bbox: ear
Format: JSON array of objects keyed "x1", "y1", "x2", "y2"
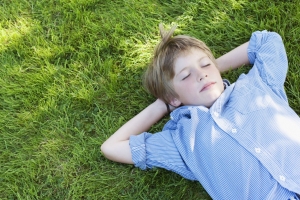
[{"x1": 169, "y1": 97, "x2": 182, "y2": 107}]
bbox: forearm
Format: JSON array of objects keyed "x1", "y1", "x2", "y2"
[
  {"x1": 216, "y1": 42, "x2": 250, "y2": 73},
  {"x1": 101, "y1": 99, "x2": 168, "y2": 163},
  {"x1": 105, "y1": 99, "x2": 167, "y2": 143}
]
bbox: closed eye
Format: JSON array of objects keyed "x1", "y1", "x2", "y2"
[
  {"x1": 182, "y1": 74, "x2": 190, "y2": 80},
  {"x1": 202, "y1": 63, "x2": 210, "y2": 68}
]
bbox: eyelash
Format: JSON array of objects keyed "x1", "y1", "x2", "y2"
[
  {"x1": 202, "y1": 63, "x2": 210, "y2": 67},
  {"x1": 182, "y1": 74, "x2": 190, "y2": 80},
  {"x1": 181, "y1": 63, "x2": 210, "y2": 80}
]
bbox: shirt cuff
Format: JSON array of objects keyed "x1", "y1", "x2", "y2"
[
  {"x1": 129, "y1": 133, "x2": 152, "y2": 170},
  {"x1": 247, "y1": 30, "x2": 267, "y2": 64}
]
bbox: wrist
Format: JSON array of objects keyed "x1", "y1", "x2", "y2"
[
  {"x1": 165, "y1": 103, "x2": 171, "y2": 114},
  {"x1": 152, "y1": 99, "x2": 169, "y2": 115}
]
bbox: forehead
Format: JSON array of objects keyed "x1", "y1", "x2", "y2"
[
  {"x1": 173, "y1": 48, "x2": 208, "y2": 71},
  {"x1": 178, "y1": 47, "x2": 207, "y2": 58}
]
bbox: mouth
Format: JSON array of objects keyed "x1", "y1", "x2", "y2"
[{"x1": 200, "y1": 82, "x2": 216, "y2": 92}]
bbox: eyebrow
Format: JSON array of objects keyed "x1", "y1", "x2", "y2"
[{"x1": 176, "y1": 56, "x2": 208, "y2": 77}]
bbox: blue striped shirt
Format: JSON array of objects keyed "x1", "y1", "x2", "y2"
[{"x1": 129, "y1": 31, "x2": 300, "y2": 199}]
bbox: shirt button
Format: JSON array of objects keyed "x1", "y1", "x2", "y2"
[
  {"x1": 214, "y1": 112, "x2": 219, "y2": 117},
  {"x1": 255, "y1": 148, "x2": 261, "y2": 153},
  {"x1": 279, "y1": 175, "x2": 286, "y2": 182},
  {"x1": 231, "y1": 129, "x2": 237, "y2": 133}
]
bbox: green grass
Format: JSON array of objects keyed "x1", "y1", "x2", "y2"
[{"x1": 1, "y1": 0, "x2": 300, "y2": 199}]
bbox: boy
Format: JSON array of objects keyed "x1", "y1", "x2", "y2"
[{"x1": 101, "y1": 25, "x2": 300, "y2": 199}]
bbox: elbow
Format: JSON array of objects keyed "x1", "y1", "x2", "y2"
[
  {"x1": 100, "y1": 141, "x2": 118, "y2": 161},
  {"x1": 100, "y1": 141, "x2": 109, "y2": 159},
  {"x1": 100, "y1": 140, "x2": 133, "y2": 164}
]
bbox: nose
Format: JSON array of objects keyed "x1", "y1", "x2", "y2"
[
  {"x1": 196, "y1": 67, "x2": 208, "y2": 81},
  {"x1": 199, "y1": 74, "x2": 208, "y2": 81}
]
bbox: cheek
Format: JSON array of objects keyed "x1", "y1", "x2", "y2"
[
  {"x1": 176, "y1": 85, "x2": 186, "y2": 95},
  {"x1": 181, "y1": 82, "x2": 194, "y2": 94},
  {"x1": 173, "y1": 82, "x2": 182, "y2": 94},
  {"x1": 174, "y1": 82, "x2": 189, "y2": 95}
]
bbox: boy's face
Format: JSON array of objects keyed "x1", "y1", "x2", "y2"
[{"x1": 172, "y1": 48, "x2": 224, "y2": 108}]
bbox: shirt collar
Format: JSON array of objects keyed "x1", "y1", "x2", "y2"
[
  {"x1": 170, "y1": 79, "x2": 234, "y2": 121},
  {"x1": 210, "y1": 80, "x2": 235, "y2": 114}
]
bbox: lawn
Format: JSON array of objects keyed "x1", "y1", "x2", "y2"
[{"x1": 1, "y1": 0, "x2": 300, "y2": 199}]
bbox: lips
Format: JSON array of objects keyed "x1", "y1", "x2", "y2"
[{"x1": 200, "y1": 82, "x2": 216, "y2": 92}]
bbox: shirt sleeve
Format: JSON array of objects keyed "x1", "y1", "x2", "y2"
[
  {"x1": 247, "y1": 30, "x2": 288, "y2": 100},
  {"x1": 129, "y1": 131, "x2": 197, "y2": 181}
]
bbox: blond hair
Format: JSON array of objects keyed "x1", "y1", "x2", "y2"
[{"x1": 144, "y1": 24, "x2": 217, "y2": 103}]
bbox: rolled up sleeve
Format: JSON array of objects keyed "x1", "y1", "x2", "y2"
[
  {"x1": 247, "y1": 30, "x2": 288, "y2": 101},
  {"x1": 129, "y1": 131, "x2": 197, "y2": 180},
  {"x1": 129, "y1": 133, "x2": 152, "y2": 170}
]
